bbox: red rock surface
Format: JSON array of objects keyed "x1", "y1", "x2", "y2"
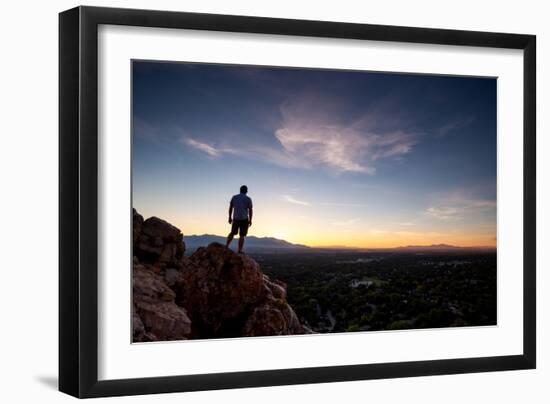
[
  {"x1": 132, "y1": 209, "x2": 309, "y2": 342},
  {"x1": 133, "y1": 264, "x2": 192, "y2": 341}
]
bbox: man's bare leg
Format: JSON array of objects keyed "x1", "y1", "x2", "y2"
[
  {"x1": 226, "y1": 233, "x2": 234, "y2": 248},
  {"x1": 238, "y1": 236, "x2": 245, "y2": 253}
]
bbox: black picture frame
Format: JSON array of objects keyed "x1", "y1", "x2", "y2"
[{"x1": 59, "y1": 5, "x2": 536, "y2": 398}]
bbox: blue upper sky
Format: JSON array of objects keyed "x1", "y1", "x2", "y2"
[{"x1": 132, "y1": 61, "x2": 496, "y2": 248}]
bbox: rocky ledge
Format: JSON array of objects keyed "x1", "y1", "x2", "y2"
[{"x1": 132, "y1": 209, "x2": 310, "y2": 342}]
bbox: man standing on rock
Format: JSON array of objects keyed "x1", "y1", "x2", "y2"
[{"x1": 226, "y1": 185, "x2": 253, "y2": 254}]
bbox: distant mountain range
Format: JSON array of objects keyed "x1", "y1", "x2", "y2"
[
  {"x1": 184, "y1": 236, "x2": 494, "y2": 254},
  {"x1": 318, "y1": 244, "x2": 495, "y2": 253},
  {"x1": 391, "y1": 244, "x2": 495, "y2": 253},
  {"x1": 184, "y1": 234, "x2": 310, "y2": 253}
]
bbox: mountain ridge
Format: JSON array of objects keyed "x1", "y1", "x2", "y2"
[
  {"x1": 185, "y1": 234, "x2": 495, "y2": 253},
  {"x1": 184, "y1": 234, "x2": 310, "y2": 252},
  {"x1": 392, "y1": 243, "x2": 495, "y2": 251}
]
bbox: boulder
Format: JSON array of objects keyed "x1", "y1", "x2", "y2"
[
  {"x1": 133, "y1": 264, "x2": 176, "y2": 302},
  {"x1": 264, "y1": 277, "x2": 287, "y2": 300},
  {"x1": 132, "y1": 304, "x2": 146, "y2": 341},
  {"x1": 241, "y1": 297, "x2": 304, "y2": 336},
  {"x1": 141, "y1": 216, "x2": 182, "y2": 242},
  {"x1": 180, "y1": 243, "x2": 266, "y2": 336},
  {"x1": 133, "y1": 264, "x2": 191, "y2": 341},
  {"x1": 134, "y1": 300, "x2": 191, "y2": 342},
  {"x1": 241, "y1": 276, "x2": 305, "y2": 336},
  {"x1": 133, "y1": 208, "x2": 143, "y2": 246},
  {"x1": 133, "y1": 211, "x2": 185, "y2": 266}
]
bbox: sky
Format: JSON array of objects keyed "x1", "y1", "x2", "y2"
[{"x1": 132, "y1": 61, "x2": 497, "y2": 248}]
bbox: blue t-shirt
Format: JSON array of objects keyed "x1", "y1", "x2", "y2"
[{"x1": 231, "y1": 193, "x2": 252, "y2": 221}]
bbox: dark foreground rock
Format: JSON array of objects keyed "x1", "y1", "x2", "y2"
[
  {"x1": 132, "y1": 209, "x2": 309, "y2": 342},
  {"x1": 133, "y1": 209, "x2": 185, "y2": 268},
  {"x1": 133, "y1": 263, "x2": 192, "y2": 341}
]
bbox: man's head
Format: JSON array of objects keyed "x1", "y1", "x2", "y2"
[{"x1": 240, "y1": 185, "x2": 248, "y2": 194}]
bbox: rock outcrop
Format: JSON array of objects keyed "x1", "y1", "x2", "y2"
[
  {"x1": 134, "y1": 211, "x2": 185, "y2": 268},
  {"x1": 132, "y1": 209, "x2": 309, "y2": 342},
  {"x1": 133, "y1": 263, "x2": 192, "y2": 341}
]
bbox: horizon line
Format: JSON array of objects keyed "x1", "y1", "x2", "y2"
[{"x1": 183, "y1": 234, "x2": 496, "y2": 250}]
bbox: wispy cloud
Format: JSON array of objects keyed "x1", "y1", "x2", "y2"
[
  {"x1": 393, "y1": 230, "x2": 444, "y2": 238},
  {"x1": 179, "y1": 93, "x2": 418, "y2": 176},
  {"x1": 183, "y1": 138, "x2": 222, "y2": 157},
  {"x1": 282, "y1": 194, "x2": 311, "y2": 206},
  {"x1": 425, "y1": 199, "x2": 496, "y2": 221},
  {"x1": 369, "y1": 228, "x2": 445, "y2": 238},
  {"x1": 181, "y1": 135, "x2": 307, "y2": 170},
  {"x1": 466, "y1": 200, "x2": 497, "y2": 209},
  {"x1": 274, "y1": 95, "x2": 417, "y2": 174},
  {"x1": 436, "y1": 116, "x2": 475, "y2": 137},
  {"x1": 321, "y1": 202, "x2": 368, "y2": 208},
  {"x1": 425, "y1": 206, "x2": 461, "y2": 221},
  {"x1": 280, "y1": 195, "x2": 367, "y2": 209},
  {"x1": 332, "y1": 218, "x2": 360, "y2": 227}
]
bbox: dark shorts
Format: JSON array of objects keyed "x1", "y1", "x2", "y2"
[{"x1": 231, "y1": 219, "x2": 249, "y2": 236}]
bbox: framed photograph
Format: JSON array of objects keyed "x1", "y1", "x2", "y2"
[{"x1": 59, "y1": 6, "x2": 536, "y2": 398}]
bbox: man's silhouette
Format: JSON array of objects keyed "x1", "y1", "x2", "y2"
[{"x1": 226, "y1": 185, "x2": 253, "y2": 254}]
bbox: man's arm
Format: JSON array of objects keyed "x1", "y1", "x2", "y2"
[
  {"x1": 228, "y1": 199, "x2": 234, "y2": 224},
  {"x1": 248, "y1": 207, "x2": 253, "y2": 226}
]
